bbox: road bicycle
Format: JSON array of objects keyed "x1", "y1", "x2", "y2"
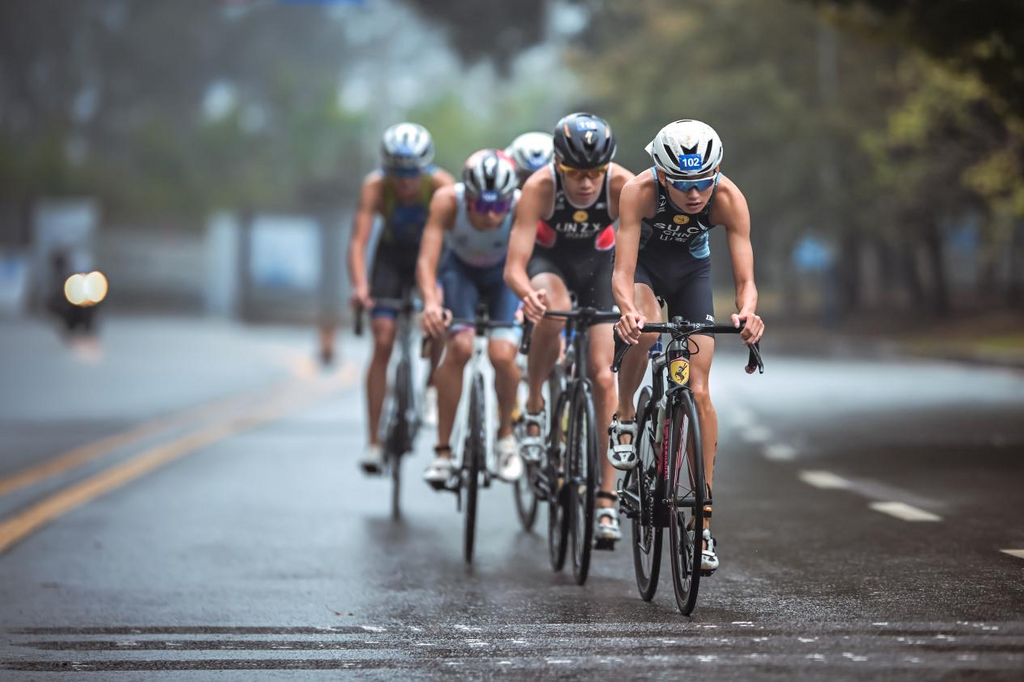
[
  {"x1": 612, "y1": 317, "x2": 762, "y2": 615},
  {"x1": 520, "y1": 306, "x2": 620, "y2": 586},
  {"x1": 355, "y1": 292, "x2": 423, "y2": 519},
  {"x1": 438, "y1": 304, "x2": 520, "y2": 564}
]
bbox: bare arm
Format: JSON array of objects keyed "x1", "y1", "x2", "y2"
[
  {"x1": 503, "y1": 172, "x2": 552, "y2": 322},
  {"x1": 613, "y1": 176, "x2": 655, "y2": 344},
  {"x1": 417, "y1": 188, "x2": 457, "y2": 337},
  {"x1": 715, "y1": 177, "x2": 764, "y2": 344},
  {"x1": 607, "y1": 163, "x2": 637, "y2": 220},
  {"x1": 430, "y1": 167, "x2": 456, "y2": 190},
  {"x1": 346, "y1": 173, "x2": 382, "y2": 309}
]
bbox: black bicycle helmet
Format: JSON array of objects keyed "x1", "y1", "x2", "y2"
[{"x1": 552, "y1": 112, "x2": 616, "y2": 169}]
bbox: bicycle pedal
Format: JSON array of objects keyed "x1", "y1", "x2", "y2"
[
  {"x1": 701, "y1": 569, "x2": 716, "y2": 577},
  {"x1": 593, "y1": 538, "x2": 617, "y2": 551}
]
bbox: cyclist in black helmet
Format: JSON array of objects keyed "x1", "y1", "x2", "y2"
[{"x1": 504, "y1": 112, "x2": 635, "y2": 546}]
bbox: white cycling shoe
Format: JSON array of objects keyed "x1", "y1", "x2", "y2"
[
  {"x1": 595, "y1": 506, "x2": 622, "y2": 545},
  {"x1": 701, "y1": 529, "x2": 719, "y2": 573},
  {"x1": 423, "y1": 455, "x2": 453, "y2": 489},
  {"x1": 359, "y1": 444, "x2": 383, "y2": 475},
  {"x1": 495, "y1": 435, "x2": 523, "y2": 482}
]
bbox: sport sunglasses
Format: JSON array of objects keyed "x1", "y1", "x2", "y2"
[
  {"x1": 556, "y1": 162, "x2": 609, "y2": 181},
  {"x1": 666, "y1": 172, "x2": 719, "y2": 193},
  {"x1": 469, "y1": 196, "x2": 513, "y2": 214},
  {"x1": 386, "y1": 166, "x2": 423, "y2": 178}
]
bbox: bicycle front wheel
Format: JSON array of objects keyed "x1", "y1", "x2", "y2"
[
  {"x1": 668, "y1": 391, "x2": 704, "y2": 616},
  {"x1": 547, "y1": 388, "x2": 571, "y2": 572},
  {"x1": 629, "y1": 387, "x2": 662, "y2": 601},
  {"x1": 569, "y1": 384, "x2": 597, "y2": 586},
  {"x1": 463, "y1": 372, "x2": 485, "y2": 564}
]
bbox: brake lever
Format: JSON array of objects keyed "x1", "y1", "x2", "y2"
[{"x1": 745, "y1": 342, "x2": 764, "y2": 375}]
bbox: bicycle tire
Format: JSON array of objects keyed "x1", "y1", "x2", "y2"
[
  {"x1": 630, "y1": 387, "x2": 663, "y2": 601},
  {"x1": 569, "y1": 383, "x2": 597, "y2": 586},
  {"x1": 513, "y1": 475, "x2": 538, "y2": 531},
  {"x1": 668, "y1": 391, "x2": 704, "y2": 616},
  {"x1": 389, "y1": 356, "x2": 414, "y2": 519},
  {"x1": 463, "y1": 372, "x2": 484, "y2": 564},
  {"x1": 547, "y1": 387, "x2": 571, "y2": 572}
]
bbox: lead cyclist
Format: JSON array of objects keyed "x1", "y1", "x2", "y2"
[{"x1": 611, "y1": 119, "x2": 765, "y2": 573}]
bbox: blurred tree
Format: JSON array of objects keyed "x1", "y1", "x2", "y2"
[
  {"x1": 405, "y1": 0, "x2": 546, "y2": 73},
  {"x1": 813, "y1": 0, "x2": 1024, "y2": 117}
]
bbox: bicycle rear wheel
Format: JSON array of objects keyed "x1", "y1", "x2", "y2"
[
  {"x1": 547, "y1": 388, "x2": 571, "y2": 572},
  {"x1": 463, "y1": 373, "x2": 485, "y2": 564},
  {"x1": 668, "y1": 391, "x2": 704, "y2": 616},
  {"x1": 569, "y1": 385, "x2": 597, "y2": 586},
  {"x1": 629, "y1": 387, "x2": 662, "y2": 601}
]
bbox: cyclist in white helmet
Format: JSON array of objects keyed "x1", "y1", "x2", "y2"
[
  {"x1": 610, "y1": 119, "x2": 765, "y2": 573},
  {"x1": 348, "y1": 122, "x2": 455, "y2": 474},
  {"x1": 506, "y1": 131, "x2": 554, "y2": 189},
  {"x1": 417, "y1": 149, "x2": 523, "y2": 486}
]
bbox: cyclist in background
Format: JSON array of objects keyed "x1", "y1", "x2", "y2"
[
  {"x1": 506, "y1": 131, "x2": 554, "y2": 189},
  {"x1": 610, "y1": 119, "x2": 765, "y2": 573},
  {"x1": 417, "y1": 150, "x2": 523, "y2": 487},
  {"x1": 504, "y1": 112, "x2": 635, "y2": 545},
  {"x1": 347, "y1": 122, "x2": 455, "y2": 474}
]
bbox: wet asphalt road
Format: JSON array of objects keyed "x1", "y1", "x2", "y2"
[{"x1": 1, "y1": 317, "x2": 1023, "y2": 680}]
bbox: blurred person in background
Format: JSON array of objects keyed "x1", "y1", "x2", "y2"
[
  {"x1": 505, "y1": 131, "x2": 554, "y2": 189},
  {"x1": 417, "y1": 149, "x2": 523, "y2": 487},
  {"x1": 348, "y1": 123, "x2": 455, "y2": 474},
  {"x1": 504, "y1": 112, "x2": 635, "y2": 546},
  {"x1": 611, "y1": 119, "x2": 765, "y2": 573}
]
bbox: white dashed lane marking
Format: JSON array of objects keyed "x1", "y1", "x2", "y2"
[
  {"x1": 798, "y1": 470, "x2": 850, "y2": 489},
  {"x1": 868, "y1": 501, "x2": 941, "y2": 522},
  {"x1": 741, "y1": 425, "x2": 773, "y2": 443},
  {"x1": 1000, "y1": 549, "x2": 1024, "y2": 560},
  {"x1": 763, "y1": 443, "x2": 797, "y2": 461}
]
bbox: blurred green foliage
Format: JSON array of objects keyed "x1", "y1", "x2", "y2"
[
  {"x1": 2, "y1": 0, "x2": 1022, "y2": 314},
  {"x1": 571, "y1": 0, "x2": 1024, "y2": 314}
]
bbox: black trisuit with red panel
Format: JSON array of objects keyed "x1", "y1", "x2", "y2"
[{"x1": 526, "y1": 164, "x2": 616, "y2": 310}]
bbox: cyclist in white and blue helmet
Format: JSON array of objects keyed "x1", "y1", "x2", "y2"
[{"x1": 348, "y1": 122, "x2": 455, "y2": 474}]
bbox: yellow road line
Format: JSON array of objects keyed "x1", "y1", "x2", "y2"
[
  {"x1": 0, "y1": 369, "x2": 353, "y2": 555},
  {"x1": 0, "y1": 379, "x2": 292, "y2": 498}
]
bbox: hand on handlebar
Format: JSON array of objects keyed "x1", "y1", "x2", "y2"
[
  {"x1": 731, "y1": 310, "x2": 764, "y2": 346},
  {"x1": 350, "y1": 284, "x2": 374, "y2": 312},
  {"x1": 521, "y1": 288, "x2": 548, "y2": 324},
  {"x1": 615, "y1": 310, "x2": 647, "y2": 346},
  {"x1": 421, "y1": 303, "x2": 451, "y2": 338}
]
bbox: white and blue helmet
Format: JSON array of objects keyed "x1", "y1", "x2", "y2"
[
  {"x1": 381, "y1": 122, "x2": 435, "y2": 171},
  {"x1": 505, "y1": 131, "x2": 554, "y2": 176},
  {"x1": 645, "y1": 119, "x2": 723, "y2": 179}
]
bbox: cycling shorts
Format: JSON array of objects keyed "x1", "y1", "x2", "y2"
[
  {"x1": 369, "y1": 245, "x2": 418, "y2": 319},
  {"x1": 633, "y1": 255, "x2": 715, "y2": 335},
  {"x1": 526, "y1": 247, "x2": 615, "y2": 311},
  {"x1": 440, "y1": 254, "x2": 520, "y2": 346}
]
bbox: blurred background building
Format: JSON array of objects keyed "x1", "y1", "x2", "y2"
[{"x1": 1, "y1": 0, "x2": 1022, "y2": 335}]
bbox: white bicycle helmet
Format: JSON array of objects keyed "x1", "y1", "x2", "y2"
[
  {"x1": 644, "y1": 119, "x2": 723, "y2": 179},
  {"x1": 462, "y1": 149, "x2": 518, "y2": 200},
  {"x1": 381, "y1": 122, "x2": 435, "y2": 171},
  {"x1": 505, "y1": 131, "x2": 554, "y2": 175}
]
